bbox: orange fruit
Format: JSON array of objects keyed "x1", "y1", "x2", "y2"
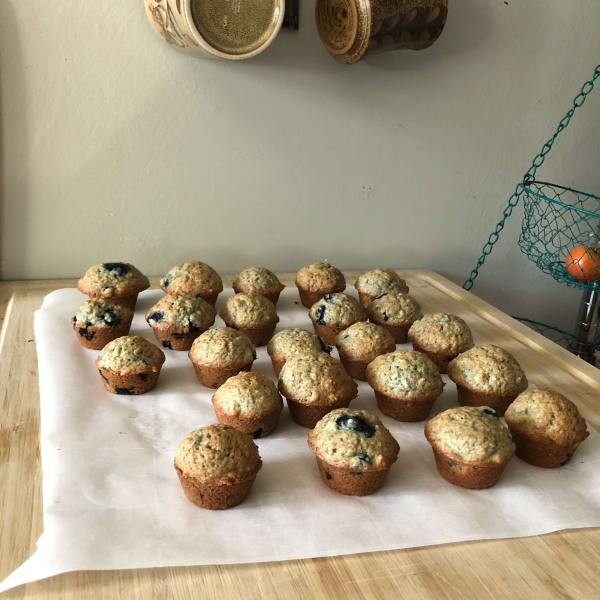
[{"x1": 565, "y1": 244, "x2": 600, "y2": 282}]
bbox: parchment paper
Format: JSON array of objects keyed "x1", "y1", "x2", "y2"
[{"x1": 2, "y1": 288, "x2": 600, "y2": 592}]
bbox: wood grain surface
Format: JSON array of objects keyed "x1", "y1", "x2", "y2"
[{"x1": 0, "y1": 271, "x2": 598, "y2": 600}]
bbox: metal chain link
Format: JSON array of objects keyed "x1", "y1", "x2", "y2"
[{"x1": 463, "y1": 64, "x2": 600, "y2": 290}]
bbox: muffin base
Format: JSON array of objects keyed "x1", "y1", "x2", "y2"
[
  {"x1": 339, "y1": 355, "x2": 371, "y2": 381},
  {"x1": 297, "y1": 288, "x2": 324, "y2": 309},
  {"x1": 271, "y1": 356, "x2": 286, "y2": 377},
  {"x1": 376, "y1": 322, "x2": 411, "y2": 344},
  {"x1": 150, "y1": 324, "x2": 206, "y2": 351},
  {"x1": 411, "y1": 341, "x2": 456, "y2": 374},
  {"x1": 315, "y1": 457, "x2": 391, "y2": 496},
  {"x1": 431, "y1": 448, "x2": 509, "y2": 489},
  {"x1": 312, "y1": 322, "x2": 349, "y2": 346},
  {"x1": 199, "y1": 293, "x2": 219, "y2": 307},
  {"x1": 357, "y1": 291, "x2": 377, "y2": 308},
  {"x1": 191, "y1": 362, "x2": 253, "y2": 388},
  {"x1": 374, "y1": 390, "x2": 439, "y2": 422},
  {"x1": 212, "y1": 403, "x2": 283, "y2": 438},
  {"x1": 97, "y1": 365, "x2": 161, "y2": 395},
  {"x1": 109, "y1": 294, "x2": 139, "y2": 311},
  {"x1": 234, "y1": 324, "x2": 277, "y2": 347},
  {"x1": 174, "y1": 464, "x2": 260, "y2": 510},
  {"x1": 73, "y1": 318, "x2": 133, "y2": 350},
  {"x1": 286, "y1": 396, "x2": 354, "y2": 429},
  {"x1": 456, "y1": 385, "x2": 518, "y2": 417},
  {"x1": 509, "y1": 430, "x2": 588, "y2": 468}
]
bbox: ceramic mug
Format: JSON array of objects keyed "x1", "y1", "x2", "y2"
[
  {"x1": 315, "y1": 0, "x2": 448, "y2": 64},
  {"x1": 144, "y1": 0, "x2": 285, "y2": 60}
]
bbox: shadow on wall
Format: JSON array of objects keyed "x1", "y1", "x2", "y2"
[{"x1": 0, "y1": 2, "x2": 29, "y2": 280}]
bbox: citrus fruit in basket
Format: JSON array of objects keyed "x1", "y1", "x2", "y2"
[{"x1": 565, "y1": 244, "x2": 600, "y2": 282}]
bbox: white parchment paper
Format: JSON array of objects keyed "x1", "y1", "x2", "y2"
[{"x1": 2, "y1": 287, "x2": 600, "y2": 592}]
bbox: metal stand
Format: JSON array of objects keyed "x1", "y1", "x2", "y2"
[{"x1": 571, "y1": 289, "x2": 600, "y2": 362}]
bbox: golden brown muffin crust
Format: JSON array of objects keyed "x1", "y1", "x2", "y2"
[
  {"x1": 233, "y1": 267, "x2": 285, "y2": 294},
  {"x1": 355, "y1": 269, "x2": 409, "y2": 296},
  {"x1": 367, "y1": 292, "x2": 423, "y2": 326},
  {"x1": 220, "y1": 293, "x2": 280, "y2": 329},
  {"x1": 96, "y1": 336, "x2": 165, "y2": 374},
  {"x1": 189, "y1": 327, "x2": 256, "y2": 368},
  {"x1": 309, "y1": 293, "x2": 367, "y2": 328},
  {"x1": 73, "y1": 298, "x2": 132, "y2": 328},
  {"x1": 295, "y1": 262, "x2": 346, "y2": 294},
  {"x1": 161, "y1": 261, "x2": 223, "y2": 296},
  {"x1": 408, "y1": 313, "x2": 474, "y2": 355},
  {"x1": 267, "y1": 328, "x2": 329, "y2": 361},
  {"x1": 78, "y1": 263, "x2": 150, "y2": 298},
  {"x1": 212, "y1": 372, "x2": 282, "y2": 417},
  {"x1": 335, "y1": 322, "x2": 396, "y2": 362},
  {"x1": 145, "y1": 292, "x2": 216, "y2": 332}
]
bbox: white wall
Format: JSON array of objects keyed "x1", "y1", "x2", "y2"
[{"x1": 1, "y1": 0, "x2": 599, "y2": 332}]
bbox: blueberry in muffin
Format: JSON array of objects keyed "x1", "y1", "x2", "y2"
[
  {"x1": 72, "y1": 298, "x2": 133, "y2": 350},
  {"x1": 308, "y1": 292, "x2": 367, "y2": 345},
  {"x1": 367, "y1": 292, "x2": 423, "y2": 343}
]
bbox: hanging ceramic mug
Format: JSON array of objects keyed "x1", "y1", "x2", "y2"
[
  {"x1": 315, "y1": 0, "x2": 448, "y2": 64},
  {"x1": 144, "y1": 0, "x2": 285, "y2": 59}
]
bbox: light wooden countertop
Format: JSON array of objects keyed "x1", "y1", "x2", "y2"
[{"x1": 1, "y1": 271, "x2": 599, "y2": 599}]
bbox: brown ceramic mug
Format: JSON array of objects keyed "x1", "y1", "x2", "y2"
[{"x1": 315, "y1": 0, "x2": 448, "y2": 64}]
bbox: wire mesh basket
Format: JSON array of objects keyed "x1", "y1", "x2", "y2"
[{"x1": 519, "y1": 180, "x2": 600, "y2": 290}]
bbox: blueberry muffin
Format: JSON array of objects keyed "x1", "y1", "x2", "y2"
[
  {"x1": 355, "y1": 269, "x2": 409, "y2": 307},
  {"x1": 267, "y1": 328, "x2": 330, "y2": 376},
  {"x1": 425, "y1": 406, "x2": 516, "y2": 489},
  {"x1": 408, "y1": 313, "x2": 474, "y2": 373},
  {"x1": 308, "y1": 293, "x2": 367, "y2": 345},
  {"x1": 367, "y1": 292, "x2": 423, "y2": 343},
  {"x1": 174, "y1": 424, "x2": 262, "y2": 510},
  {"x1": 160, "y1": 261, "x2": 223, "y2": 306},
  {"x1": 232, "y1": 267, "x2": 285, "y2": 306},
  {"x1": 308, "y1": 409, "x2": 400, "y2": 496},
  {"x1": 447, "y1": 344, "x2": 528, "y2": 416},
  {"x1": 504, "y1": 388, "x2": 589, "y2": 468},
  {"x1": 145, "y1": 292, "x2": 216, "y2": 351},
  {"x1": 78, "y1": 263, "x2": 150, "y2": 310},
  {"x1": 219, "y1": 293, "x2": 280, "y2": 347},
  {"x1": 295, "y1": 262, "x2": 346, "y2": 308},
  {"x1": 278, "y1": 353, "x2": 358, "y2": 428},
  {"x1": 188, "y1": 327, "x2": 256, "y2": 388},
  {"x1": 212, "y1": 372, "x2": 284, "y2": 438},
  {"x1": 366, "y1": 350, "x2": 444, "y2": 421},
  {"x1": 72, "y1": 298, "x2": 133, "y2": 350},
  {"x1": 96, "y1": 335, "x2": 165, "y2": 395},
  {"x1": 335, "y1": 322, "x2": 396, "y2": 381}
]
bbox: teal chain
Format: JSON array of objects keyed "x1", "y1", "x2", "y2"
[{"x1": 463, "y1": 64, "x2": 600, "y2": 291}]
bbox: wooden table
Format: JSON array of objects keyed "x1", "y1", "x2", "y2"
[{"x1": 1, "y1": 271, "x2": 599, "y2": 599}]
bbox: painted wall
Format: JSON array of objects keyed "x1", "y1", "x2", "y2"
[{"x1": 1, "y1": 0, "x2": 599, "y2": 332}]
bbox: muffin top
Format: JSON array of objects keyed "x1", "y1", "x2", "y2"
[
  {"x1": 295, "y1": 262, "x2": 346, "y2": 294},
  {"x1": 145, "y1": 292, "x2": 216, "y2": 332},
  {"x1": 278, "y1": 353, "x2": 358, "y2": 406},
  {"x1": 309, "y1": 293, "x2": 367, "y2": 328},
  {"x1": 189, "y1": 327, "x2": 256, "y2": 368},
  {"x1": 233, "y1": 267, "x2": 285, "y2": 294},
  {"x1": 212, "y1": 372, "x2": 283, "y2": 417},
  {"x1": 335, "y1": 322, "x2": 396, "y2": 362},
  {"x1": 367, "y1": 292, "x2": 423, "y2": 326},
  {"x1": 447, "y1": 344, "x2": 528, "y2": 396},
  {"x1": 175, "y1": 424, "x2": 261, "y2": 481},
  {"x1": 73, "y1": 298, "x2": 132, "y2": 328},
  {"x1": 408, "y1": 313, "x2": 474, "y2": 355},
  {"x1": 267, "y1": 328, "x2": 330, "y2": 361},
  {"x1": 220, "y1": 293, "x2": 280, "y2": 329},
  {"x1": 308, "y1": 409, "x2": 400, "y2": 470},
  {"x1": 160, "y1": 261, "x2": 223, "y2": 296},
  {"x1": 366, "y1": 350, "x2": 443, "y2": 400},
  {"x1": 504, "y1": 388, "x2": 589, "y2": 447},
  {"x1": 78, "y1": 263, "x2": 150, "y2": 298},
  {"x1": 96, "y1": 336, "x2": 165, "y2": 374},
  {"x1": 425, "y1": 406, "x2": 516, "y2": 464},
  {"x1": 355, "y1": 269, "x2": 409, "y2": 297}
]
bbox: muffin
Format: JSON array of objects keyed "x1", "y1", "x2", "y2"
[
  {"x1": 174, "y1": 424, "x2": 262, "y2": 510},
  {"x1": 145, "y1": 292, "x2": 216, "y2": 351},
  {"x1": 408, "y1": 313, "x2": 474, "y2": 373},
  {"x1": 160, "y1": 261, "x2": 223, "y2": 306},
  {"x1": 278, "y1": 353, "x2": 358, "y2": 428},
  {"x1": 188, "y1": 327, "x2": 256, "y2": 388},
  {"x1": 504, "y1": 388, "x2": 589, "y2": 468},
  {"x1": 219, "y1": 293, "x2": 280, "y2": 347},
  {"x1": 367, "y1": 292, "x2": 423, "y2": 343},
  {"x1": 335, "y1": 322, "x2": 396, "y2": 381},
  {"x1": 232, "y1": 267, "x2": 285, "y2": 306},
  {"x1": 424, "y1": 406, "x2": 516, "y2": 489},
  {"x1": 366, "y1": 350, "x2": 444, "y2": 421},
  {"x1": 267, "y1": 328, "x2": 331, "y2": 376},
  {"x1": 72, "y1": 298, "x2": 133, "y2": 350},
  {"x1": 212, "y1": 372, "x2": 284, "y2": 438},
  {"x1": 308, "y1": 409, "x2": 400, "y2": 496},
  {"x1": 355, "y1": 269, "x2": 409, "y2": 307},
  {"x1": 447, "y1": 344, "x2": 528, "y2": 416},
  {"x1": 96, "y1": 336, "x2": 165, "y2": 395},
  {"x1": 308, "y1": 293, "x2": 367, "y2": 345},
  {"x1": 295, "y1": 262, "x2": 346, "y2": 308},
  {"x1": 78, "y1": 263, "x2": 150, "y2": 310}
]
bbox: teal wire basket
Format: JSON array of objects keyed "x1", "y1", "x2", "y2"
[{"x1": 519, "y1": 179, "x2": 600, "y2": 290}]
